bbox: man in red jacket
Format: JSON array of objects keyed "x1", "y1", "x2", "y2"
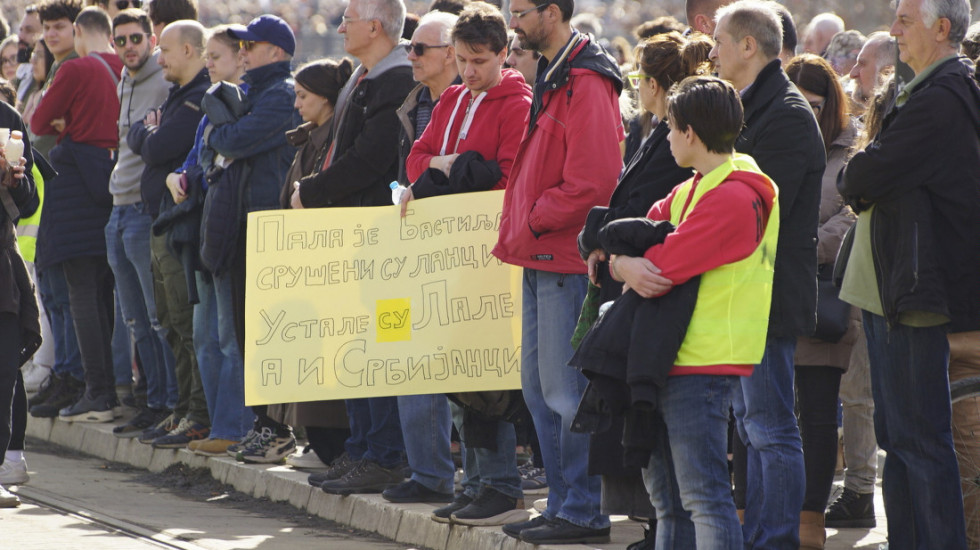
[
  {"x1": 31, "y1": 5, "x2": 124, "y2": 423},
  {"x1": 494, "y1": 0, "x2": 623, "y2": 544}
]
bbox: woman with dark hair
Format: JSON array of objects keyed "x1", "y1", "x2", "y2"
[
  {"x1": 577, "y1": 31, "x2": 709, "y2": 549},
  {"x1": 784, "y1": 53, "x2": 859, "y2": 550},
  {"x1": 20, "y1": 39, "x2": 55, "y2": 157},
  {"x1": 265, "y1": 57, "x2": 356, "y2": 469}
]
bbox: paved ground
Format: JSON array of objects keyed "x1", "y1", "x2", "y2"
[{"x1": 16, "y1": 413, "x2": 889, "y2": 549}]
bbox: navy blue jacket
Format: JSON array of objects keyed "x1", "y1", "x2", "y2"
[
  {"x1": 129, "y1": 67, "x2": 210, "y2": 218},
  {"x1": 207, "y1": 61, "x2": 299, "y2": 213}
]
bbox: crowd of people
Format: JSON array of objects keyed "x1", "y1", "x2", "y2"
[{"x1": 0, "y1": 0, "x2": 978, "y2": 549}]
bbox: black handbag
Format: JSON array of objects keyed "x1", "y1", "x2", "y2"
[{"x1": 814, "y1": 262, "x2": 850, "y2": 343}]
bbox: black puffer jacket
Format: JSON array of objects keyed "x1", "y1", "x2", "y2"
[
  {"x1": 737, "y1": 60, "x2": 826, "y2": 339},
  {"x1": 841, "y1": 56, "x2": 980, "y2": 332}
]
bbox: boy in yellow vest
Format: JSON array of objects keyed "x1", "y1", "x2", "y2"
[{"x1": 610, "y1": 75, "x2": 779, "y2": 548}]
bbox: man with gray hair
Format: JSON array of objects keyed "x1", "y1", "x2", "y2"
[
  {"x1": 802, "y1": 12, "x2": 845, "y2": 56},
  {"x1": 685, "y1": 0, "x2": 731, "y2": 36},
  {"x1": 710, "y1": 1, "x2": 825, "y2": 548},
  {"x1": 294, "y1": 0, "x2": 416, "y2": 495},
  {"x1": 824, "y1": 29, "x2": 865, "y2": 75},
  {"x1": 848, "y1": 31, "x2": 897, "y2": 108},
  {"x1": 840, "y1": 0, "x2": 980, "y2": 547}
]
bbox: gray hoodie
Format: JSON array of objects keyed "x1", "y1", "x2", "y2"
[{"x1": 109, "y1": 49, "x2": 169, "y2": 205}]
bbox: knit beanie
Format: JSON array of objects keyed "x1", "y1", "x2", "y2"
[{"x1": 294, "y1": 57, "x2": 355, "y2": 106}]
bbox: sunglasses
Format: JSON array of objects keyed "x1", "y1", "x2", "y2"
[
  {"x1": 510, "y1": 3, "x2": 550, "y2": 19},
  {"x1": 403, "y1": 42, "x2": 450, "y2": 56},
  {"x1": 240, "y1": 40, "x2": 269, "y2": 51},
  {"x1": 625, "y1": 70, "x2": 653, "y2": 89},
  {"x1": 115, "y1": 0, "x2": 143, "y2": 10},
  {"x1": 113, "y1": 33, "x2": 148, "y2": 47}
]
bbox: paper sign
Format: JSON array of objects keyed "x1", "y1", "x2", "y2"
[{"x1": 243, "y1": 190, "x2": 523, "y2": 405}]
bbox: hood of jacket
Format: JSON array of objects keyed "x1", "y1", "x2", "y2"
[
  {"x1": 914, "y1": 56, "x2": 980, "y2": 132},
  {"x1": 529, "y1": 32, "x2": 623, "y2": 130}
]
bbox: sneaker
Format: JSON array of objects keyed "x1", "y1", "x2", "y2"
[
  {"x1": 112, "y1": 407, "x2": 171, "y2": 438},
  {"x1": 59, "y1": 393, "x2": 115, "y2": 423},
  {"x1": 138, "y1": 412, "x2": 176, "y2": 444},
  {"x1": 152, "y1": 419, "x2": 211, "y2": 449},
  {"x1": 451, "y1": 486, "x2": 530, "y2": 526},
  {"x1": 432, "y1": 492, "x2": 473, "y2": 523},
  {"x1": 29, "y1": 375, "x2": 84, "y2": 417},
  {"x1": 22, "y1": 362, "x2": 52, "y2": 393},
  {"x1": 519, "y1": 464, "x2": 548, "y2": 495},
  {"x1": 237, "y1": 427, "x2": 296, "y2": 464},
  {"x1": 0, "y1": 456, "x2": 29, "y2": 485},
  {"x1": 825, "y1": 488, "x2": 876, "y2": 528},
  {"x1": 286, "y1": 448, "x2": 329, "y2": 470},
  {"x1": 382, "y1": 479, "x2": 453, "y2": 503},
  {"x1": 189, "y1": 438, "x2": 238, "y2": 456},
  {"x1": 28, "y1": 372, "x2": 59, "y2": 408},
  {"x1": 320, "y1": 459, "x2": 405, "y2": 495},
  {"x1": 532, "y1": 497, "x2": 547, "y2": 513},
  {"x1": 0, "y1": 484, "x2": 19, "y2": 508},
  {"x1": 226, "y1": 428, "x2": 259, "y2": 458},
  {"x1": 502, "y1": 514, "x2": 550, "y2": 539},
  {"x1": 519, "y1": 517, "x2": 611, "y2": 545},
  {"x1": 308, "y1": 452, "x2": 355, "y2": 487}
]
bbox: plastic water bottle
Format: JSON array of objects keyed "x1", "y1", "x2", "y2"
[
  {"x1": 390, "y1": 181, "x2": 407, "y2": 205},
  {"x1": 5, "y1": 131, "x2": 24, "y2": 167}
]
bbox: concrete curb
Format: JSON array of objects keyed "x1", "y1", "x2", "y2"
[{"x1": 26, "y1": 416, "x2": 636, "y2": 549}]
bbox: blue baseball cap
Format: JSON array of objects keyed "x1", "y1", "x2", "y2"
[{"x1": 229, "y1": 15, "x2": 296, "y2": 56}]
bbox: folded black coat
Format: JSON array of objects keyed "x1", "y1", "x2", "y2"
[
  {"x1": 410, "y1": 150, "x2": 501, "y2": 199},
  {"x1": 569, "y1": 217, "x2": 700, "y2": 468}
]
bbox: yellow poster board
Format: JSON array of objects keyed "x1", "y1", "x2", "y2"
[{"x1": 243, "y1": 190, "x2": 523, "y2": 406}]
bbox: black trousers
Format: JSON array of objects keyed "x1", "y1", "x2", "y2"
[
  {"x1": 796, "y1": 365, "x2": 843, "y2": 512},
  {"x1": 0, "y1": 313, "x2": 22, "y2": 465},
  {"x1": 63, "y1": 255, "x2": 115, "y2": 399}
]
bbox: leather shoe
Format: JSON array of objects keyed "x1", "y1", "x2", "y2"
[
  {"x1": 502, "y1": 515, "x2": 550, "y2": 539},
  {"x1": 382, "y1": 479, "x2": 453, "y2": 503}
]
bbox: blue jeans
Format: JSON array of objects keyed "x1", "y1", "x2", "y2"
[
  {"x1": 397, "y1": 393, "x2": 453, "y2": 493},
  {"x1": 106, "y1": 204, "x2": 177, "y2": 408},
  {"x1": 732, "y1": 336, "x2": 805, "y2": 549},
  {"x1": 194, "y1": 272, "x2": 252, "y2": 440},
  {"x1": 451, "y1": 401, "x2": 522, "y2": 499},
  {"x1": 36, "y1": 265, "x2": 84, "y2": 381},
  {"x1": 521, "y1": 269, "x2": 607, "y2": 529},
  {"x1": 863, "y1": 312, "x2": 966, "y2": 550},
  {"x1": 642, "y1": 375, "x2": 742, "y2": 549},
  {"x1": 344, "y1": 397, "x2": 404, "y2": 467},
  {"x1": 111, "y1": 296, "x2": 134, "y2": 386}
]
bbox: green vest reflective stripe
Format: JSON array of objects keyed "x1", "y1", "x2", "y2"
[
  {"x1": 670, "y1": 154, "x2": 779, "y2": 367},
  {"x1": 15, "y1": 164, "x2": 44, "y2": 264}
]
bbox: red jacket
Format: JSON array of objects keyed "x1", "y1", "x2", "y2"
[
  {"x1": 493, "y1": 35, "x2": 624, "y2": 274},
  {"x1": 406, "y1": 68, "x2": 531, "y2": 188},
  {"x1": 31, "y1": 52, "x2": 123, "y2": 149}
]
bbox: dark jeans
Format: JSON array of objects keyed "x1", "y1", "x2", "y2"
[
  {"x1": 795, "y1": 365, "x2": 842, "y2": 512},
  {"x1": 306, "y1": 426, "x2": 350, "y2": 465},
  {"x1": 36, "y1": 265, "x2": 84, "y2": 381},
  {"x1": 863, "y1": 311, "x2": 966, "y2": 549},
  {"x1": 0, "y1": 313, "x2": 21, "y2": 464},
  {"x1": 344, "y1": 397, "x2": 405, "y2": 467},
  {"x1": 10, "y1": 369, "x2": 25, "y2": 451},
  {"x1": 62, "y1": 255, "x2": 115, "y2": 399}
]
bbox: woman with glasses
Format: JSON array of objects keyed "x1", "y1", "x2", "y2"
[
  {"x1": 0, "y1": 37, "x2": 19, "y2": 83},
  {"x1": 784, "y1": 53, "x2": 858, "y2": 550},
  {"x1": 575, "y1": 30, "x2": 711, "y2": 549}
]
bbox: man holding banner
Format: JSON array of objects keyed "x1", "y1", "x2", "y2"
[
  {"x1": 399, "y1": 2, "x2": 532, "y2": 525},
  {"x1": 493, "y1": 0, "x2": 623, "y2": 544}
]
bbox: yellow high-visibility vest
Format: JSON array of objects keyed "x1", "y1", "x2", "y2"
[{"x1": 15, "y1": 164, "x2": 43, "y2": 264}]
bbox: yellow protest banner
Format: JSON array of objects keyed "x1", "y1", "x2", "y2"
[{"x1": 244, "y1": 190, "x2": 523, "y2": 406}]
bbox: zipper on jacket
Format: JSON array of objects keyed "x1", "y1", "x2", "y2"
[
  {"x1": 910, "y1": 222, "x2": 919, "y2": 293},
  {"x1": 868, "y1": 208, "x2": 893, "y2": 331}
]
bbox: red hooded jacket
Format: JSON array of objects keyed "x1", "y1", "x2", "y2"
[
  {"x1": 492, "y1": 34, "x2": 625, "y2": 274},
  {"x1": 406, "y1": 68, "x2": 531, "y2": 187}
]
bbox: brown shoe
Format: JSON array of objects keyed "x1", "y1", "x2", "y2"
[
  {"x1": 190, "y1": 438, "x2": 237, "y2": 456},
  {"x1": 800, "y1": 510, "x2": 826, "y2": 550}
]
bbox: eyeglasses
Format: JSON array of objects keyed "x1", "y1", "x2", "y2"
[
  {"x1": 113, "y1": 33, "x2": 148, "y2": 47},
  {"x1": 341, "y1": 15, "x2": 366, "y2": 25},
  {"x1": 114, "y1": 0, "x2": 143, "y2": 10},
  {"x1": 626, "y1": 70, "x2": 653, "y2": 89},
  {"x1": 239, "y1": 40, "x2": 269, "y2": 51},
  {"x1": 809, "y1": 99, "x2": 825, "y2": 115},
  {"x1": 510, "y1": 3, "x2": 549, "y2": 20},
  {"x1": 404, "y1": 42, "x2": 450, "y2": 56},
  {"x1": 1, "y1": 56, "x2": 17, "y2": 67}
]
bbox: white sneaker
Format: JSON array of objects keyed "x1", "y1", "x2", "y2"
[
  {"x1": 285, "y1": 448, "x2": 328, "y2": 470},
  {"x1": 0, "y1": 484, "x2": 20, "y2": 508},
  {"x1": 21, "y1": 362, "x2": 52, "y2": 393},
  {"x1": 532, "y1": 497, "x2": 547, "y2": 513},
  {"x1": 0, "y1": 456, "x2": 28, "y2": 486}
]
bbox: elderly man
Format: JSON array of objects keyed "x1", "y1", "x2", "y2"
[
  {"x1": 710, "y1": 1, "x2": 825, "y2": 548},
  {"x1": 294, "y1": 0, "x2": 415, "y2": 495},
  {"x1": 840, "y1": 0, "x2": 980, "y2": 548},
  {"x1": 802, "y1": 12, "x2": 844, "y2": 55},
  {"x1": 495, "y1": 0, "x2": 623, "y2": 544},
  {"x1": 848, "y1": 31, "x2": 897, "y2": 108}
]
